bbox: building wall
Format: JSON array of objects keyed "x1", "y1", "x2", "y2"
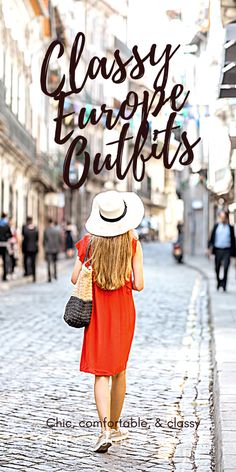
[{"x1": 0, "y1": 0, "x2": 63, "y2": 243}]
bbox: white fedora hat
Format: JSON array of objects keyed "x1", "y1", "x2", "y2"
[{"x1": 85, "y1": 190, "x2": 144, "y2": 237}]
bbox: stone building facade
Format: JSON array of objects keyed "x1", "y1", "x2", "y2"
[{"x1": 0, "y1": 0, "x2": 62, "y2": 256}]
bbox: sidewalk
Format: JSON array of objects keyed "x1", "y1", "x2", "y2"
[
  {"x1": 0, "y1": 254, "x2": 74, "y2": 292},
  {"x1": 186, "y1": 254, "x2": 236, "y2": 472}
]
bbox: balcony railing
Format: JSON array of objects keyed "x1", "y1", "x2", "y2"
[
  {"x1": 0, "y1": 80, "x2": 36, "y2": 162},
  {"x1": 38, "y1": 151, "x2": 60, "y2": 188},
  {"x1": 139, "y1": 175, "x2": 152, "y2": 201},
  {"x1": 152, "y1": 191, "x2": 167, "y2": 208},
  {"x1": 114, "y1": 37, "x2": 132, "y2": 59}
]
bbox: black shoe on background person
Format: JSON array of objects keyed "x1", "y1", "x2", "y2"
[{"x1": 217, "y1": 279, "x2": 223, "y2": 290}]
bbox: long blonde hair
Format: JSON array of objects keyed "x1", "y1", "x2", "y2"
[{"x1": 90, "y1": 230, "x2": 133, "y2": 290}]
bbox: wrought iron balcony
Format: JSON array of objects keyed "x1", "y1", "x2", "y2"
[
  {"x1": 0, "y1": 80, "x2": 36, "y2": 162},
  {"x1": 37, "y1": 151, "x2": 61, "y2": 190},
  {"x1": 152, "y1": 191, "x2": 167, "y2": 208},
  {"x1": 114, "y1": 37, "x2": 132, "y2": 59}
]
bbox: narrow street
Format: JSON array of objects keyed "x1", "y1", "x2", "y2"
[{"x1": 0, "y1": 242, "x2": 215, "y2": 472}]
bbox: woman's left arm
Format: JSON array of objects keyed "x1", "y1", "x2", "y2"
[
  {"x1": 71, "y1": 257, "x2": 82, "y2": 284},
  {"x1": 132, "y1": 240, "x2": 144, "y2": 291}
]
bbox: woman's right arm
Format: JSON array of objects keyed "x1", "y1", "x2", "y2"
[
  {"x1": 71, "y1": 256, "x2": 82, "y2": 284},
  {"x1": 132, "y1": 240, "x2": 144, "y2": 291}
]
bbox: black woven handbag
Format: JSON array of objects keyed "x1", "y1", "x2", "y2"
[{"x1": 63, "y1": 240, "x2": 92, "y2": 328}]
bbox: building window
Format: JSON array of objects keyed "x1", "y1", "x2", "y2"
[
  {"x1": 9, "y1": 185, "x2": 13, "y2": 218},
  {"x1": 15, "y1": 190, "x2": 18, "y2": 228},
  {"x1": 18, "y1": 74, "x2": 25, "y2": 125},
  {"x1": 4, "y1": 52, "x2": 12, "y2": 106},
  {"x1": 24, "y1": 195, "x2": 28, "y2": 223},
  {"x1": 37, "y1": 197, "x2": 40, "y2": 224},
  {"x1": 32, "y1": 196, "x2": 34, "y2": 222},
  {"x1": 1, "y1": 180, "x2": 4, "y2": 214},
  {"x1": 11, "y1": 63, "x2": 18, "y2": 115},
  {"x1": 25, "y1": 83, "x2": 32, "y2": 131},
  {"x1": 0, "y1": 45, "x2": 5, "y2": 82},
  {"x1": 147, "y1": 176, "x2": 151, "y2": 199}
]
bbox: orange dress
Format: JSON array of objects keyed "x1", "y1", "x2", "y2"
[{"x1": 75, "y1": 234, "x2": 137, "y2": 376}]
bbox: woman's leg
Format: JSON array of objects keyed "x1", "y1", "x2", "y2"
[
  {"x1": 110, "y1": 369, "x2": 126, "y2": 430},
  {"x1": 94, "y1": 375, "x2": 111, "y2": 431}
]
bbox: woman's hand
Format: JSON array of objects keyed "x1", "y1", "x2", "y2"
[{"x1": 71, "y1": 256, "x2": 82, "y2": 284}]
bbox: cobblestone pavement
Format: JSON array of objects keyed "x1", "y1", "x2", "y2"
[{"x1": 0, "y1": 242, "x2": 215, "y2": 472}]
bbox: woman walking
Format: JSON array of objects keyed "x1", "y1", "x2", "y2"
[
  {"x1": 71, "y1": 190, "x2": 144, "y2": 453},
  {"x1": 65, "y1": 222, "x2": 74, "y2": 258}
]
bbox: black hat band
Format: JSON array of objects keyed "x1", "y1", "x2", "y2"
[{"x1": 99, "y1": 201, "x2": 127, "y2": 223}]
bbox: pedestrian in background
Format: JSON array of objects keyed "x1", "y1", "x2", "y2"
[
  {"x1": 0, "y1": 212, "x2": 12, "y2": 281},
  {"x1": 43, "y1": 218, "x2": 62, "y2": 282},
  {"x1": 65, "y1": 222, "x2": 74, "y2": 258},
  {"x1": 22, "y1": 217, "x2": 38, "y2": 282},
  {"x1": 71, "y1": 190, "x2": 144, "y2": 453},
  {"x1": 208, "y1": 210, "x2": 236, "y2": 291},
  {"x1": 8, "y1": 218, "x2": 19, "y2": 276}
]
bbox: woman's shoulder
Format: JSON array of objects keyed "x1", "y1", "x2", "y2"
[
  {"x1": 75, "y1": 233, "x2": 90, "y2": 245},
  {"x1": 75, "y1": 233, "x2": 91, "y2": 254},
  {"x1": 131, "y1": 229, "x2": 139, "y2": 241},
  {"x1": 131, "y1": 229, "x2": 139, "y2": 255},
  {"x1": 75, "y1": 233, "x2": 92, "y2": 262}
]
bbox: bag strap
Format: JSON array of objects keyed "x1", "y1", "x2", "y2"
[{"x1": 84, "y1": 239, "x2": 92, "y2": 264}]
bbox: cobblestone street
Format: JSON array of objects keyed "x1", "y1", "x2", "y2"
[{"x1": 0, "y1": 243, "x2": 215, "y2": 472}]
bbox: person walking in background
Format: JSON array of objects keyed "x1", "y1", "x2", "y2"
[
  {"x1": 0, "y1": 213, "x2": 12, "y2": 281},
  {"x1": 22, "y1": 217, "x2": 38, "y2": 282},
  {"x1": 43, "y1": 218, "x2": 62, "y2": 282},
  {"x1": 8, "y1": 218, "x2": 19, "y2": 276},
  {"x1": 172, "y1": 222, "x2": 184, "y2": 264},
  {"x1": 208, "y1": 210, "x2": 236, "y2": 291},
  {"x1": 70, "y1": 190, "x2": 144, "y2": 453},
  {"x1": 177, "y1": 222, "x2": 184, "y2": 247},
  {"x1": 65, "y1": 222, "x2": 74, "y2": 258}
]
